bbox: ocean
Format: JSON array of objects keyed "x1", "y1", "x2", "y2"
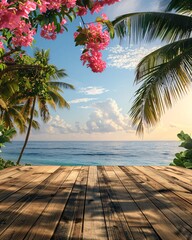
[{"x1": 1, "y1": 141, "x2": 181, "y2": 166}]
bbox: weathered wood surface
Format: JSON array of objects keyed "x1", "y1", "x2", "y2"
[{"x1": 0, "y1": 166, "x2": 191, "y2": 240}]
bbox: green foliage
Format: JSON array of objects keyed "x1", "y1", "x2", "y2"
[
  {"x1": 0, "y1": 158, "x2": 31, "y2": 170},
  {"x1": 170, "y1": 131, "x2": 192, "y2": 169},
  {"x1": 0, "y1": 122, "x2": 17, "y2": 170},
  {"x1": 112, "y1": 0, "x2": 192, "y2": 135},
  {"x1": 0, "y1": 158, "x2": 16, "y2": 170},
  {"x1": 0, "y1": 122, "x2": 16, "y2": 151},
  {"x1": 96, "y1": 17, "x2": 115, "y2": 38}
]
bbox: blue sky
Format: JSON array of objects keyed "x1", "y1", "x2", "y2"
[{"x1": 16, "y1": 0, "x2": 192, "y2": 141}]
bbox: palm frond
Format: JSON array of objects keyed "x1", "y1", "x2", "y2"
[
  {"x1": 130, "y1": 42, "x2": 192, "y2": 134},
  {"x1": 21, "y1": 98, "x2": 34, "y2": 119},
  {"x1": 50, "y1": 67, "x2": 68, "y2": 80},
  {"x1": 166, "y1": 0, "x2": 192, "y2": 15},
  {"x1": 3, "y1": 108, "x2": 26, "y2": 133},
  {"x1": 3, "y1": 112, "x2": 13, "y2": 129},
  {"x1": 38, "y1": 100, "x2": 50, "y2": 122},
  {"x1": 135, "y1": 38, "x2": 192, "y2": 82},
  {"x1": 113, "y1": 12, "x2": 192, "y2": 43},
  {"x1": 0, "y1": 99, "x2": 7, "y2": 110},
  {"x1": 29, "y1": 119, "x2": 40, "y2": 130},
  {"x1": 47, "y1": 98, "x2": 57, "y2": 109},
  {"x1": 0, "y1": 79, "x2": 19, "y2": 97},
  {"x1": 48, "y1": 81, "x2": 74, "y2": 90},
  {"x1": 34, "y1": 49, "x2": 50, "y2": 65},
  {"x1": 47, "y1": 89, "x2": 70, "y2": 109}
]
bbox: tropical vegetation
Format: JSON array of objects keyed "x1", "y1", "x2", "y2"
[
  {"x1": 0, "y1": 0, "x2": 121, "y2": 167},
  {"x1": 0, "y1": 122, "x2": 16, "y2": 150},
  {"x1": 170, "y1": 131, "x2": 192, "y2": 169},
  {"x1": 0, "y1": 121, "x2": 16, "y2": 169},
  {"x1": 0, "y1": 49, "x2": 74, "y2": 165},
  {"x1": 113, "y1": 0, "x2": 192, "y2": 135},
  {"x1": 16, "y1": 49, "x2": 74, "y2": 164},
  {"x1": 0, "y1": 0, "x2": 118, "y2": 74}
]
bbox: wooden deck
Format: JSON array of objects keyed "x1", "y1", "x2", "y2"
[{"x1": 0, "y1": 166, "x2": 191, "y2": 240}]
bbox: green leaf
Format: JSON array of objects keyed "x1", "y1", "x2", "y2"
[
  {"x1": 56, "y1": 23, "x2": 61, "y2": 33},
  {"x1": 83, "y1": 0, "x2": 94, "y2": 9},
  {"x1": 104, "y1": 20, "x2": 115, "y2": 39},
  {"x1": 82, "y1": 49, "x2": 88, "y2": 54},
  {"x1": 96, "y1": 17, "x2": 103, "y2": 22},
  {"x1": 177, "y1": 131, "x2": 191, "y2": 141},
  {"x1": 75, "y1": 33, "x2": 87, "y2": 46},
  {"x1": 185, "y1": 149, "x2": 192, "y2": 158},
  {"x1": 184, "y1": 162, "x2": 192, "y2": 169},
  {"x1": 180, "y1": 142, "x2": 192, "y2": 149},
  {"x1": 173, "y1": 158, "x2": 184, "y2": 167},
  {"x1": 175, "y1": 152, "x2": 184, "y2": 159},
  {"x1": 65, "y1": 13, "x2": 73, "y2": 22}
]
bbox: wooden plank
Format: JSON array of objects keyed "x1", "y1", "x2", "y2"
[
  {"x1": 0, "y1": 166, "x2": 72, "y2": 240},
  {"x1": 0, "y1": 166, "x2": 55, "y2": 213},
  {"x1": 0, "y1": 166, "x2": 60, "y2": 202},
  {"x1": 161, "y1": 167, "x2": 192, "y2": 180},
  {"x1": 0, "y1": 166, "x2": 191, "y2": 240},
  {"x1": 137, "y1": 166, "x2": 192, "y2": 204},
  {"x1": 168, "y1": 166, "x2": 192, "y2": 176},
  {"x1": 150, "y1": 166, "x2": 192, "y2": 191},
  {"x1": 115, "y1": 166, "x2": 187, "y2": 240},
  {"x1": 83, "y1": 166, "x2": 108, "y2": 240},
  {"x1": 132, "y1": 166, "x2": 192, "y2": 218},
  {"x1": 109, "y1": 166, "x2": 159, "y2": 240},
  {"x1": 0, "y1": 166, "x2": 52, "y2": 192},
  {"x1": 125, "y1": 167, "x2": 192, "y2": 239},
  {"x1": 0, "y1": 166, "x2": 65, "y2": 238},
  {"x1": 23, "y1": 167, "x2": 75, "y2": 240},
  {"x1": 66, "y1": 166, "x2": 88, "y2": 239},
  {"x1": 0, "y1": 166, "x2": 28, "y2": 181},
  {"x1": 52, "y1": 166, "x2": 87, "y2": 240},
  {"x1": 152, "y1": 166, "x2": 192, "y2": 181},
  {"x1": 98, "y1": 166, "x2": 137, "y2": 240}
]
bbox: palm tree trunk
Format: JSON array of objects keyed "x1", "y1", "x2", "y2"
[{"x1": 16, "y1": 97, "x2": 36, "y2": 165}]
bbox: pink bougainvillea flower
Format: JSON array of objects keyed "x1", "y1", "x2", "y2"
[{"x1": 77, "y1": 6, "x2": 87, "y2": 16}]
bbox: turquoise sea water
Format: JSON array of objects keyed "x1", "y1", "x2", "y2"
[{"x1": 1, "y1": 141, "x2": 180, "y2": 166}]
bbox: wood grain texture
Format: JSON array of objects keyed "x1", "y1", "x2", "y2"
[{"x1": 0, "y1": 166, "x2": 191, "y2": 240}]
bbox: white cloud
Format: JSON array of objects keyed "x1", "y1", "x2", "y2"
[
  {"x1": 79, "y1": 86, "x2": 109, "y2": 95},
  {"x1": 38, "y1": 99, "x2": 133, "y2": 135},
  {"x1": 69, "y1": 98, "x2": 97, "y2": 104},
  {"x1": 86, "y1": 99, "x2": 132, "y2": 133},
  {"x1": 46, "y1": 115, "x2": 74, "y2": 134},
  {"x1": 107, "y1": 45, "x2": 159, "y2": 70},
  {"x1": 80, "y1": 106, "x2": 92, "y2": 109}
]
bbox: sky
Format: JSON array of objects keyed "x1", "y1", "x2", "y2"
[{"x1": 15, "y1": 0, "x2": 192, "y2": 141}]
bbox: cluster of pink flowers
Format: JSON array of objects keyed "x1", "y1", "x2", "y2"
[
  {"x1": 91, "y1": 0, "x2": 120, "y2": 13},
  {"x1": 81, "y1": 50, "x2": 106, "y2": 72},
  {"x1": 0, "y1": 0, "x2": 121, "y2": 72},
  {"x1": 40, "y1": 19, "x2": 66, "y2": 40},
  {"x1": 77, "y1": 0, "x2": 120, "y2": 16},
  {"x1": 12, "y1": 21, "x2": 36, "y2": 47},
  {"x1": 0, "y1": 0, "x2": 37, "y2": 48},
  {"x1": 75, "y1": 21, "x2": 110, "y2": 72},
  {"x1": 38, "y1": 0, "x2": 76, "y2": 13},
  {"x1": 0, "y1": 1, "x2": 36, "y2": 30}
]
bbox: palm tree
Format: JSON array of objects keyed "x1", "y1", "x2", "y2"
[
  {"x1": 0, "y1": 73, "x2": 26, "y2": 132},
  {"x1": 112, "y1": 0, "x2": 192, "y2": 134},
  {"x1": 0, "y1": 73, "x2": 40, "y2": 133},
  {"x1": 16, "y1": 49, "x2": 74, "y2": 164}
]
